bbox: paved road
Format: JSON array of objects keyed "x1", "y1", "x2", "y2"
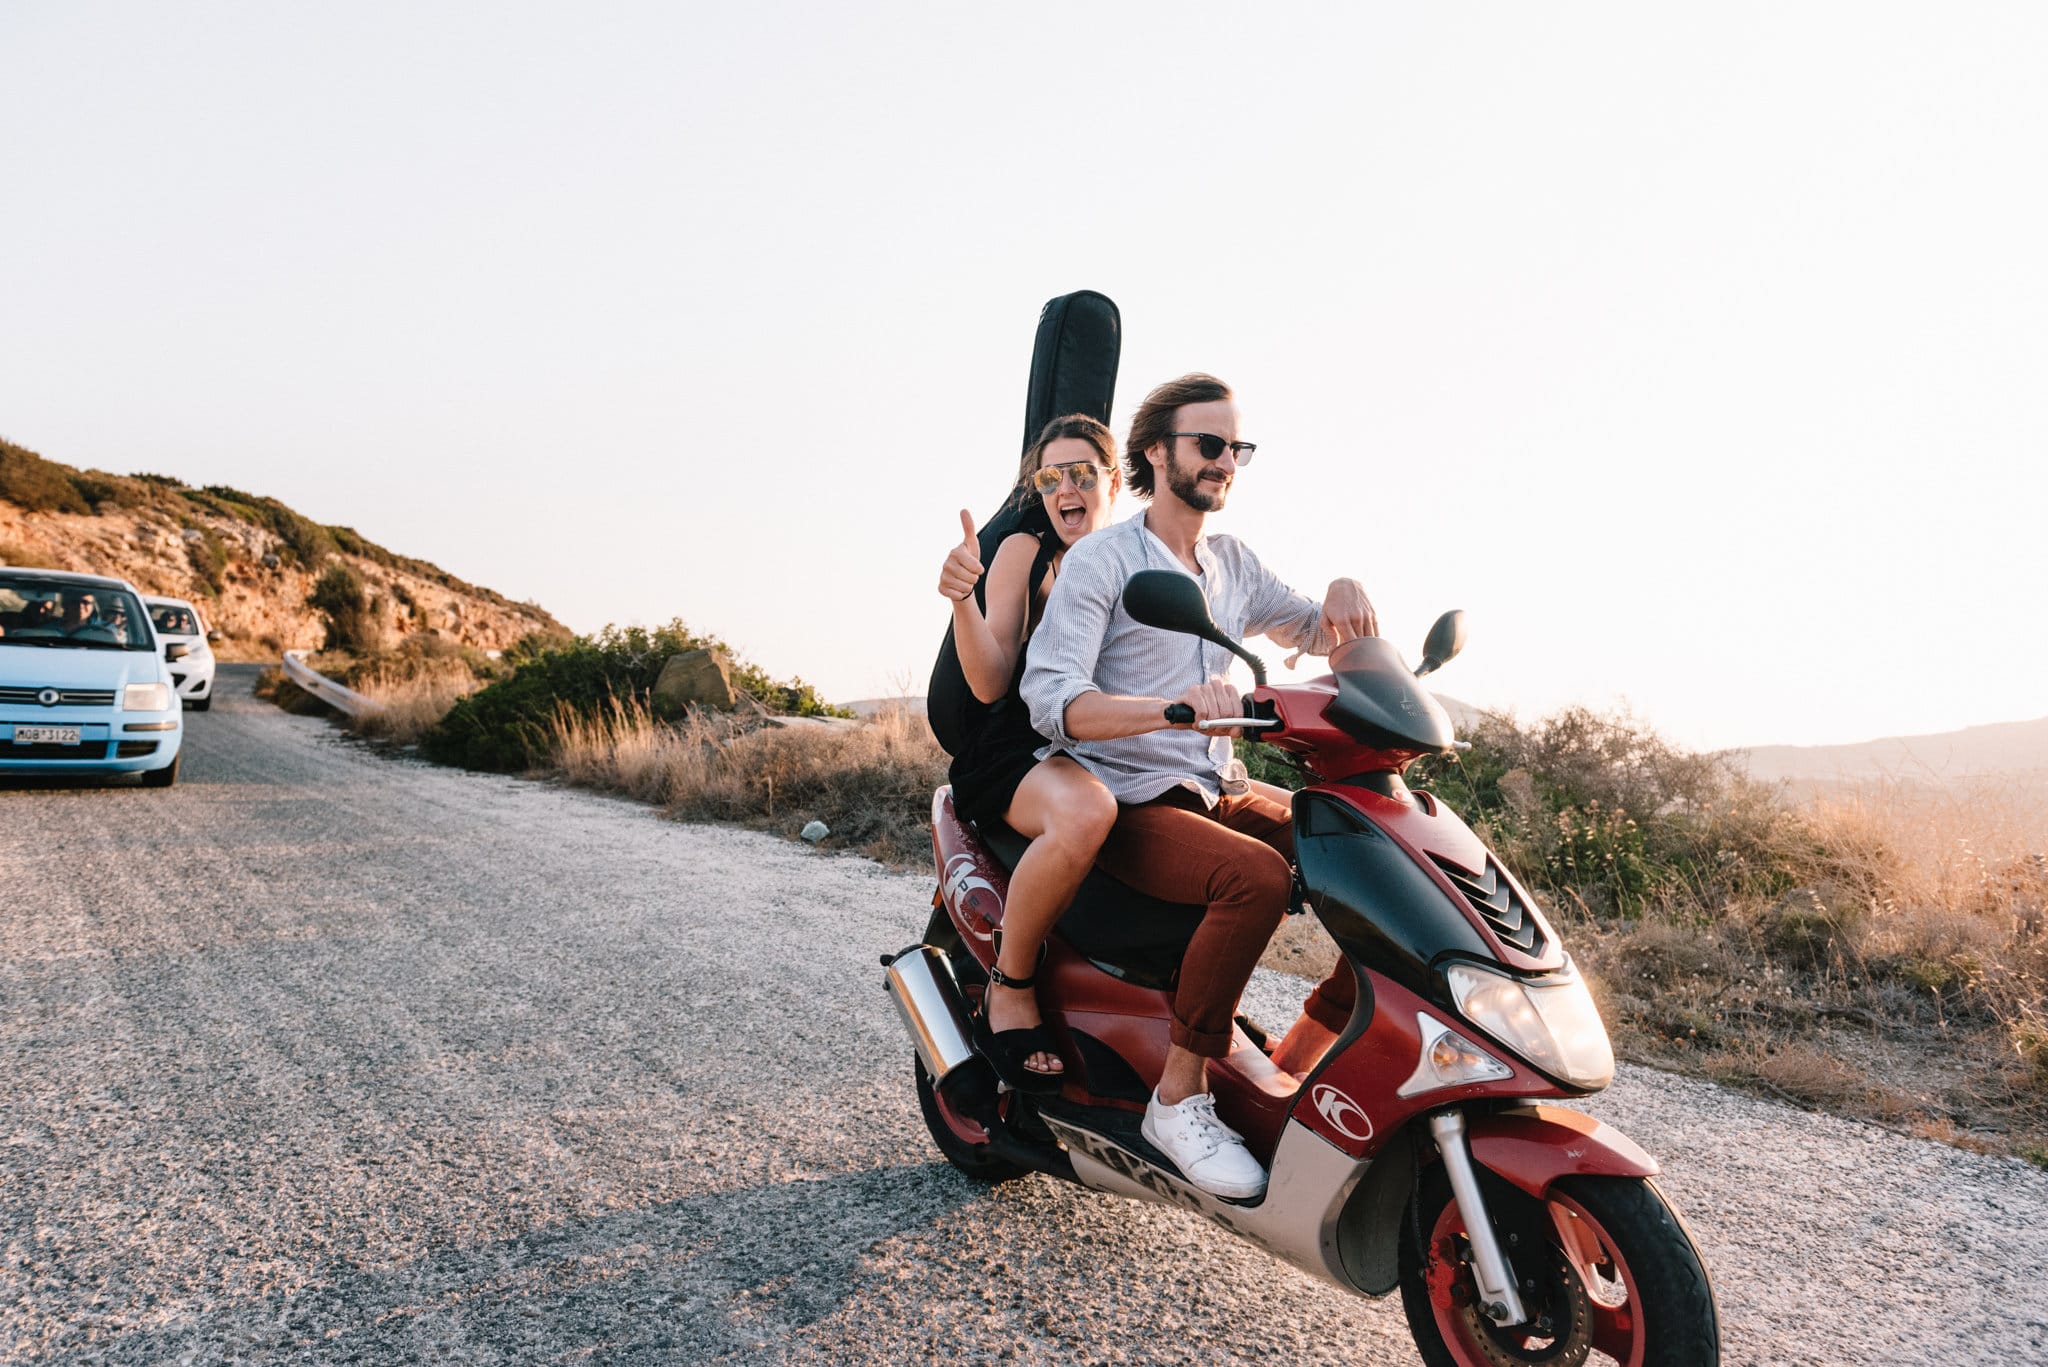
[{"x1": 3, "y1": 665, "x2": 2045, "y2": 1365}]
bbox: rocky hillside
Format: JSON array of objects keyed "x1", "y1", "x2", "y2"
[{"x1": 0, "y1": 436, "x2": 565, "y2": 658}]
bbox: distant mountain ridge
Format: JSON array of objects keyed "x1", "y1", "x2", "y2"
[
  {"x1": 1, "y1": 434, "x2": 564, "y2": 656},
  {"x1": 1736, "y1": 714, "x2": 2048, "y2": 783}
]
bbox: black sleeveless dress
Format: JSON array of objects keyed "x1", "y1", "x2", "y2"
[{"x1": 947, "y1": 533, "x2": 1059, "y2": 827}]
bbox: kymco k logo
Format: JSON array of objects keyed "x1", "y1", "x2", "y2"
[{"x1": 1311, "y1": 1084, "x2": 1374, "y2": 1143}]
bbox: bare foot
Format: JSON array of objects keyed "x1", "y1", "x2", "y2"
[{"x1": 987, "y1": 980, "x2": 1062, "y2": 1078}]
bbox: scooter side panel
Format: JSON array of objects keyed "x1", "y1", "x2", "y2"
[
  {"x1": 1048, "y1": 1115, "x2": 1378, "y2": 1297},
  {"x1": 930, "y1": 787, "x2": 1009, "y2": 955},
  {"x1": 1465, "y1": 1105, "x2": 1659, "y2": 1198}
]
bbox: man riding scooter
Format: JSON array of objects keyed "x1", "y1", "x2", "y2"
[{"x1": 1021, "y1": 372, "x2": 1373, "y2": 1199}]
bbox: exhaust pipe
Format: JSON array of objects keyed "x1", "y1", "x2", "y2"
[{"x1": 882, "y1": 944, "x2": 978, "y2": 1085}]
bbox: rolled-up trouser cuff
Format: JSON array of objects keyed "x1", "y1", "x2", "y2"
[{"x1": 1169, "y1": 1013, "x2": 1235, "y2": 1058}]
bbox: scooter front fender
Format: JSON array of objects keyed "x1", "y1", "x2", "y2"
[{"x1": 1465, "y1": 1105, "x2": 1658, "y2": 1199}]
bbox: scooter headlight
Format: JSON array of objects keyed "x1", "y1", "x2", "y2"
[{"x1": 1445, "y1": 959, "x2": 1615, "y2": 1090}]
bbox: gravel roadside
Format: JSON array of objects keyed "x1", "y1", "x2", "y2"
[{"x1": 3, "y1": 665, "x2": 2044, "y2": 1364}]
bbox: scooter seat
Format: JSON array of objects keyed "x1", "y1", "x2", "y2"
[{"x1": 973, "y1": 818, "x2": 1205, "y2": 991}]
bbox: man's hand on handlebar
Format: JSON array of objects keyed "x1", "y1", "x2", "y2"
[{"x1": 1169, "y1": 676, "x2": 1247, "y2": 734}]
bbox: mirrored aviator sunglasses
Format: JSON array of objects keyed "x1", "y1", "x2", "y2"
[{"x1": 1031, "y1": 460, "x2": 1104, "y2": 495}]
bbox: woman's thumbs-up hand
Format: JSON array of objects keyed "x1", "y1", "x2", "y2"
[{"x1": 938, "y1": 509, "x2": 985, "y2": 601}]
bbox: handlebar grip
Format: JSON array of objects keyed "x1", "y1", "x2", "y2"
[{"x1": 1163, "y1": 703, "x2": 1196, "y2": 725}]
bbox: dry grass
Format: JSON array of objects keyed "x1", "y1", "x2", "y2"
[
  {"x1": 551, "y1": 695, "x2": 949, "y2": 865},
  {"x1": 348, "y1": 661, "x2": 488, "y2": 745},
  {"x1": 254, "y1": 636, "x2": 499, "y2": 742},
  {"x1": 1581, "y1": 777, "x2": 2046, "y2": 1158}
]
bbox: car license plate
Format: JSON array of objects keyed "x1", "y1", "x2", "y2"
[{"x1": 13, "y1": 726, "x2": 82, "y2": 746}]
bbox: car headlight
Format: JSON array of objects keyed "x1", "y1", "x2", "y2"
[
  {"x1": 123, "y1": 683, "x2": 172, "y2": 712},
  {"x1": 1445, "y1": 959, "x2": 1615, "y2": 1090}
]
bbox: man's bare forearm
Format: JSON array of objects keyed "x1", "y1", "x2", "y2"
[{"x1": 1061, "y1": 691, "x2": 1176, "y2": 743}]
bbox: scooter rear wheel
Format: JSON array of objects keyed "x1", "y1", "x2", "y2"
[
  {"x1": 1397, "y1": 1167, "x2": 1718, "y2": 1367},
  {"x1": 914, "y1": 1056, "x2": 1027, "y2": 1183}
]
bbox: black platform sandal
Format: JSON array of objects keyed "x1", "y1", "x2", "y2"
[{"x1": 973, "y1": 962, "x2": 1066, "y2": 1095}]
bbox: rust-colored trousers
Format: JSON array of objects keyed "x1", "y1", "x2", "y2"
[{"x1": 1094, "y1": 786, "x2": 1356, "y2": 1057}]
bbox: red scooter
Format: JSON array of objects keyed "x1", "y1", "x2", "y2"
[{"x1": 885, "y1": 571, "x2": 1720, "y2": 1366}]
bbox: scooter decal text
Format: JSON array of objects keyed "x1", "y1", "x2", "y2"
[
  {"x1": 942, "y1": 854, "x2": 1000, "y2": 940},
  {"x1": 1311, "y1": 1084, "x2": 1374, "y2": 1144},
  {"x1": 1047, "y1": 1122, "x2": 1251, "y2": 1234}
]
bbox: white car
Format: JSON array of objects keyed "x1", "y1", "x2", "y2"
[
  {"x1": 144, "y1": 595, "x2": 217, "y2": 711},
  {"x1": 3, "y1": 569, "x2": 185, "y2": 785}
]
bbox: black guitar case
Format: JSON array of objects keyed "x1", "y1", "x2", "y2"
[{"x1": 926, "y1": 290, "x2": 1121, "y2": 756}]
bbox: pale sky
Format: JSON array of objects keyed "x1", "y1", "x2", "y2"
[{"x1": 3, "y1": 3, "x2": 2043, "y2": 751}]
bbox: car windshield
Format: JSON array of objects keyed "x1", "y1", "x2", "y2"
[
  {"x1": 0, "y1": 575, "x2": 154, "y2": 651},
  {"x1": 150, "y1": 604, "x2": 201, "y2": 636}
]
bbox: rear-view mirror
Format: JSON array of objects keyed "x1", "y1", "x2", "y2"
[
  {"x1": 1415, "y1": 610, "x2": 1467, "y2": 678},
  {"x1": 1120, "y1": 570, "x2": 1270, "y2": 686}
]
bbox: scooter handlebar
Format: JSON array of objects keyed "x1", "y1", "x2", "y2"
[{"x1": 1161, "y1": 702, "x2": 1281, "y2": 732}]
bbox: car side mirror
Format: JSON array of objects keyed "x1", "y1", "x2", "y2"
[
  {"x1": 1121, "y1": 569, "x2": 1269, "y2": 686},
  {"x1": 206, "y1": 630, "x2": 220, "y2": 643},
  {"x1": 166, "y1": 642, "x2": 191, "y2": 662},
  {"x1": 1414, "y1": 610, "x2": 1467, "y2": 678}
]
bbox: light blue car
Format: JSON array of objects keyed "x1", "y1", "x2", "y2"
[{"x1": 1, "y1": 568, "x2": 187, "y2": 787}]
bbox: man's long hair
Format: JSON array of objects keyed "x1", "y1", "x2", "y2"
[{"x1": 1123, "y1": 373, "x2": 1232, "y2": 498}]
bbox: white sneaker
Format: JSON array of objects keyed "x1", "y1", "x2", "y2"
[{"x1": 1141, "y1": 1089, "x2": 1268, "y2": 1200}]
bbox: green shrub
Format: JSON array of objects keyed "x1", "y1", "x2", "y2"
[
  {"x1": 0, "y1": 438, "x2": 89, "y2": 514},
  {"x1": 186, "y1": 527, "x2": 232, "y2": 597},
  {"x1": 423, "y1": 619, "x2": 853, "y2": 772},
  {"x1": 308, "y1": 562, "x2": 382, "y2": 652},
  {"x1": 1407, "y1": 705, "x2": 1847, "y2": 920},
  {"x1": 195, "y1": 485, "x2": 338, "y2": 567}
]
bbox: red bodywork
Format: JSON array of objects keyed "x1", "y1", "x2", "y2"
[{"x1": 928, "y1": 670, "x2": 1627, "y2": 1192}]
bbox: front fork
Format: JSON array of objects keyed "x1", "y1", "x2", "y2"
[{"x1": 1430, "y1": 1109, "x2": 1530, "y2": 1326}]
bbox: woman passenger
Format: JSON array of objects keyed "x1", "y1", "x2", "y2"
[{"x1": 937, "y1": 414, "x2": 1122, "y2": 1092}]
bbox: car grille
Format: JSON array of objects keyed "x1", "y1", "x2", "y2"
[
  {"x1": 1431, "y1": 853, "x2": 1547, "y2": 955},
  {"x1": 0, "y1": 686, "x2": 119, "y2": 707},
  {"x1": 5, "y1": 742, "x2": 114, "y2": 760}
]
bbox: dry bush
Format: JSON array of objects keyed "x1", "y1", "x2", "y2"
[
  {"x1": 349, "y1": 664, "x2": 487, "y2": 745},
  {"x1": 1704, "y1": 1040, "x2": 1871, "y2": 1111},
  {"x1": 0, "y1": 537, "x2": 57, "y2": 568},
  {"x1": 550, "y1": 696, "x2": 949, "y2": 866},
  {"x1": 1797, "y1": 778, "x2": 2048, "y2": 1041},
  {"x1": 255, "y1": 635, "x2": 501, "y2": 743}
]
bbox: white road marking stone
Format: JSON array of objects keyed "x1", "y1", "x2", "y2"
[{"x1": 2, "y1": 665, "x2": 2043, "y2": 1364}]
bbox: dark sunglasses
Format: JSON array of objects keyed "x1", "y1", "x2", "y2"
[
  {"x1": 1169, "y1": 432, "x2": 1257, "y2": 466},
  {"x1": 1030, "y1": 460, "x2": 1108, "y2": 495}
]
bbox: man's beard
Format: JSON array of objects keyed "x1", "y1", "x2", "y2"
[{"x1": 1163, "y1": 449, "x2": 1228, "y2": 512}]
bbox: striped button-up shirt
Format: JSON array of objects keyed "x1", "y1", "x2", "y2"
[{"x1": 1021, "y1": 514, "x2": 1333, "y2": 806}]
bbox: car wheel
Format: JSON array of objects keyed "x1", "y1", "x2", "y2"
[
  {"x1": 140, "y1": 755, "x2": 180, "y2": 788},
  {"x1": 188, "y1": 696, "x2": 211, "y2": 712}
]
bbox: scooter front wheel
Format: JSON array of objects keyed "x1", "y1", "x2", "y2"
[
  {"x1": 1398, "y1": 1168, "x2": 1718, "y2": 1367},
  {"x1": 913, "y1": 1056, "x2": 1027, "y2": 1183}
]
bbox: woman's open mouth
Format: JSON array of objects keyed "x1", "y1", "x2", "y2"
[{"x1": 1058, "y1": 502, "x2": 1086, "y2": 530}]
